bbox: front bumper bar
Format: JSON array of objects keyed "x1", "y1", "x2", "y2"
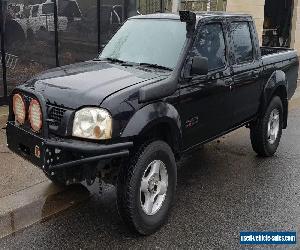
[{"x1": 6, "y1": 121, "x2": 133, "y2": 172}]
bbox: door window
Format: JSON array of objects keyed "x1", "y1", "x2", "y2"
[
  {"x1": 231, "y1": 22, "x2": 254, "y2": 64},
  {"x1": 192, "y1": 23, "x2": 227, "y2": 71}
]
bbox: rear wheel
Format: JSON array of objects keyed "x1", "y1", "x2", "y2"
[
  {"x1": 250, "y1": 96, "x2": 283, "y2": 157},
  {"x1": 117, "y1": 140, "x2": 177, "y2": 235}
]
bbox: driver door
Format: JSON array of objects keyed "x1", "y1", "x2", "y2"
[{"x1": 179, "y1": 21, "x2": 233, "y2": 150}]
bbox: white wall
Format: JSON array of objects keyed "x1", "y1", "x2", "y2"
[{"x1": 226, "y1": 0, "x2": 265, "y2": 45}]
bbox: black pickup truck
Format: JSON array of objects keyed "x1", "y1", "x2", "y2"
[{"x1": 6, "y1": 11, "x2": 299, "y2": 235}]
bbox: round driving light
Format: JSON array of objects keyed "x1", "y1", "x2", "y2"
[
  {"x1": 29, "y1": 99, "x2": 42, "y2": 132},
  {"x1": 13, "y1": 94, "x2": 26, "y2": 125}
]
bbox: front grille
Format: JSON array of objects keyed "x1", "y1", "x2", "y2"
[{"x1": 47, "y1": 105, "x2": 67, "y2": 126}]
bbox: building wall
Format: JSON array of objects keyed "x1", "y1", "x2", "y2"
[
  {"x1": 227, "y1": 0, "x2": 300, "y2": 54},
  {"x1": 226, "y1": 0, "x2": 265, "y2": 45},
  {"x1": 291, "y1": 0, "x2": 300, "y2": 52}
]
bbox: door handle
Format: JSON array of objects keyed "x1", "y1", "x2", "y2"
[
  {"x1": 252, "y1": 71, "x2": 260, "y2": 79},
  {"x1": 223, "y1": 78, "x2": 233, "y2": 91},
  {"x1": 224, "y1": 78, "x2": 233, "y2": 86}
]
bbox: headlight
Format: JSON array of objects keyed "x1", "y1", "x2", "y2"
[{"x1": 72, "y1": 108, "x2": 112, "y2": 140}]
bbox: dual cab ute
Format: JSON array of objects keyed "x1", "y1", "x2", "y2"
[{"x1": 6, "y1": 11, "x2": 299, "y2": 235}]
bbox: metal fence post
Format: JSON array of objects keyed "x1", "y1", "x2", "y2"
[
  {"x1": 160, "y1": 0, "x2": 164, "y2": 13},
  {"x1": 53, "y1": 0, "x2": 59, "y2": 67},
  {"x1": 126, "y1": 0, "x2": 138, "y2": 18},
  {"x1": 97, "y1": 0, "x2": 101, "y2": 54},
  {"x1": 0, "y1": 0, "x2": 7, "y2": 101}
]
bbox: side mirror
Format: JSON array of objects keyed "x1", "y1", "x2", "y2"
[{"x1": 191, "y1": 56, "x2": 208, "y2": 76}]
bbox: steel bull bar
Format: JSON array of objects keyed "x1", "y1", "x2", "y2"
[
  {"x1": 7, "y1": 87, "x2": 133, "y2": 172},
  {"x1": 46, "y1": 140, "x2": 133, "y2": 170}
]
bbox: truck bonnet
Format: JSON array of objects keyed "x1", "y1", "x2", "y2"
[{"x1": 20, "y1": 60, "x2": 164, "y2": 109}]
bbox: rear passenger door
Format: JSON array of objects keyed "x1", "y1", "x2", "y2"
[{"x1": 229, "y1": 20, "x2": 263, "y2": 126}]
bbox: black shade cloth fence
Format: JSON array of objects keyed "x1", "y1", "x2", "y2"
[{"x1": 0, "y1": 0, "x2": 163, "y2": 105}]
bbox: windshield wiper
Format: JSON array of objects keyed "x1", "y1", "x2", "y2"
[
  {"x1": 96, "y1": 57, "x2": 136, "y2": 66},
  {"x1": 138, "y1": 63, "x2": 172, "y2": 71},
  {"x1": 103, "y1": 57, "x2": 126, "y2": 64},
  {"x1": 95, "y1": 58, "x2": 172, "y2": 70}
]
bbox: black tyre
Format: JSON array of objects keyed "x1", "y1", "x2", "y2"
[
  {"x1": 117, "y1": 140, "x2": 177, "y2": 235},
  {"x1": 250, "y1": 96, "x2": 283, "y2": 157},
  {"x1": 45, "y1": 173, "x2": 67, "y2": 187}
]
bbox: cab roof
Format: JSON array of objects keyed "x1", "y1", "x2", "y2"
[{"x1": 130, "y1": 12, "x2": 252, "y2": 21}]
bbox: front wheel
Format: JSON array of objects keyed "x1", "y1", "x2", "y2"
[
  {"x1": 250, "y1": 96, "x2": 283, "y2": 157},
  {"x1": 45, "y1": 172, "x2": 67, "y2": 187},
  {"x1": 117, "y1": 140, "x2": 177, "y2": 235}
]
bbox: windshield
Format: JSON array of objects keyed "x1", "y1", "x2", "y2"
[{"x1": 99, "y1": 19, "x2": 187, "y2": 69}]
